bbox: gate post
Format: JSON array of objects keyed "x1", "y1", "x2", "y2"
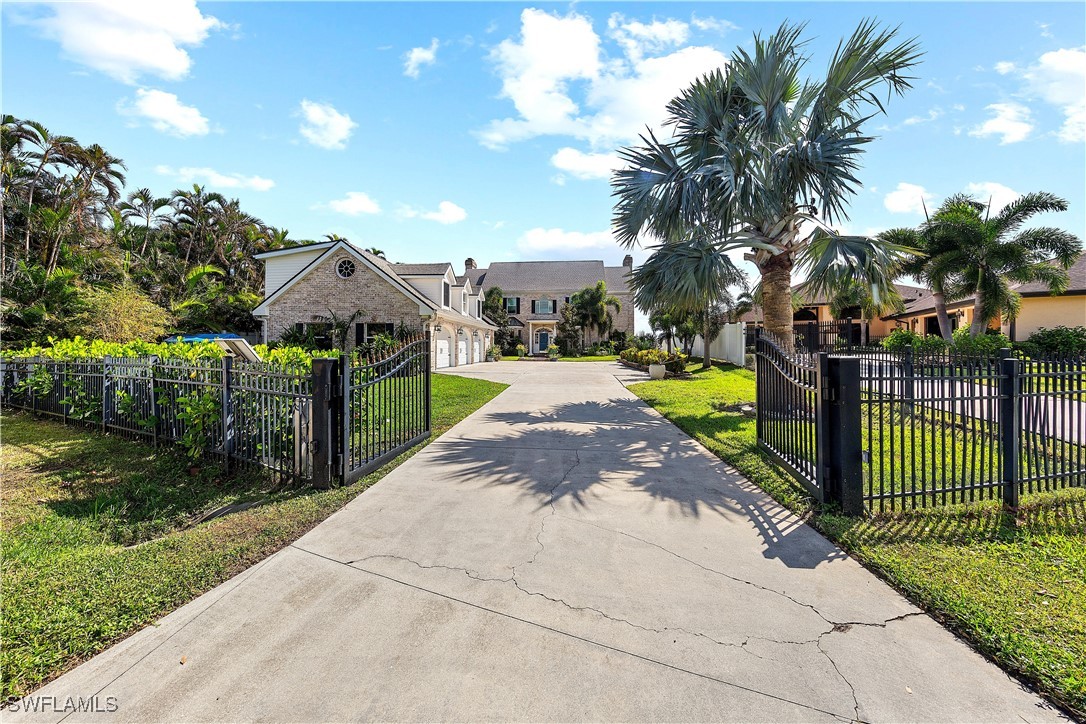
[
  {"x1": 424, "y1": 330, "x2": 433, "y2": 432},
  {"x1": 826, "y1": 356, "x2": 865, "y2": 515},
  {"x1": 754, "y1": 328, "x2": 763, "y2": 446},
  {"x1": 814, "y1": 352, "x2": 831, "y2": 503},
  {"x1": 999, "y1": 348, "x2": 1021, "y2": 510},
  {"x1": 221, "y1": 355, "x2": 234, "y2": 473},
  {"x1": 310, "y1": 357, "x2": 336, "y2": 489}
]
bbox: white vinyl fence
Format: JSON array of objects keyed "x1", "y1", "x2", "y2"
[{"x1": 691, "y1": 322, "x2": 747, "y2": 366}]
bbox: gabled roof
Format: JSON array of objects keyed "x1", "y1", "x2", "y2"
[
  {"x1": 480, "y1": 260, "x2": 619, "y2": 291},
  {"x1": 1013, "y1": 253, "x2": 1086, "y2": 296},
  {"x1": 392, "y1": 262, "x2": 453, "y2": 276},
  {"x1": 253, "y1": 241, "x2": 337, "y2": 260},
  {"x1": 461, "y1": 268, "x2": 487, "y2": 287},
  {"x1": 252, "y1": 241, "x2": 436, "y2": 317}
]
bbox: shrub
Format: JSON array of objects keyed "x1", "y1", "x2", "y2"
[
  {"x1": 515, "y1": 343, "x2": 527, "y2": 358},
  {"x1": 665, "y1": 353, "x2": 688, "y2": 373},
  {"x1": 630, "y1": 333, "x2": 658, "y2": 351},
  {"x1": 882, "y1": 328, "x2": 948, "y2": 354},
  {"x1": 1020, "y1": 326, "x2": 1086, "y2": 356},
  {"x1": 951, "y1": 327, "x2": 1010, "y2": 356},
  {"x1": 487, "y1": 344, "x2": 502, "y2": 361},
  {"x1": 547, "y1": 343, "x2": 560, "y2": 359},
  {"x1": 619, "y1": 348, "x2": 687, "y2": 372},
  {"x1": 75, "y1": 284, "x2": 173, "y2": 343}
]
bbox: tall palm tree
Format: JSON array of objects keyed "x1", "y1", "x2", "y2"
[
  {"x1": 649, "y1": 308, "x2": 677, "y2": 353},
  {"x1": 19, "y1": 121, "x2": 77, "y2": 257},
  {"x1": 571, "y1": 280, "x2": 621, "y2": 347},
  {"x1": 171, "y1": 185, "x2": 225, "y2": 265},
  {"x1": 612, "y1": 21, "x2": 921, "y2": 351},
  {"x1": 924, "y1": 193, "x2": 1082, "y2": 336},
  {"x1": 119, "y1": 187, "x2": 172, "y2": 256},
  {"x1": 880, "y1": 208, "x2": 961, "y2": 340},
  {"x1": 629, "y1": 233, "x2": 746, "y2": 369}
]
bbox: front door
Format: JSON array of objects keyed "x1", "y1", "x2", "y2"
[{"x1": 538, "y1": 331, "x2": 550, "y2": 353}]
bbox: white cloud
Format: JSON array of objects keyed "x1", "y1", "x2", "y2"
[
  {"x1": 404, "y1": 38, "x2": 439, "y2": 78},
  {"x1": 399, "y1": 201, "x2": 467, "y2": 224},
  {"x1": 117, "y1": 88, "x2": 209, "y2": 137},
  {"x1": 964, "y1": 182, "x2": 1020, "y2": 213},
  {"x1": 28, "y1": 0, "x2": 223, "y2": 84},
  {"x1": 155, "y1": 165, "x2": 273, "y2": 191},
  {"x1": 516, "y1": 227, "x2": 615, "y2": 255},
  {"x1": 550, "y1": 147, "x2": 619, "y2": 180},
  {"x1": 994, "y1": 61, "x2": 1017, "y2": 75},
  {"x1": 883, "y1": 183, "x2": 933, "y2": 215},
  {"x1": 902, "y1": 108, "x2": 944, "y2": 126},
  {"x1": 297, "y1": 99, "x2": 357, "y2": 150},
  {"x1": 608, "y1": 13, "x2": 689, "y2": 62},
  {"x1": 325, "y1": 192, "x2": 381, "y2": 216},
  {"x1": 1021, "y1": 47, "x2": 1085, "y2": 143},
  {"x1": 690, "y1": 15, "x2": 739, "y2": 34},
  {"x1": 478, "y1": 8, "x2": 728, "y2": 151},
  {"x1": 969, "y1": 103, "x2": 1033, "y2": 144}
]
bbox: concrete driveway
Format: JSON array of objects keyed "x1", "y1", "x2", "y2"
[{"x1": 14, "y1": 362, "x2": 1064, "y2": 723}]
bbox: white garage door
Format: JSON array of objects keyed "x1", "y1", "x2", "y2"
[
  {"x1": 458, "y1": 340, "x2": 468, "y2": 366},
  {"x1": 473, "y1": 341, "x2": 481, "y2": 363},
  {"x1": 436, "y1": 339, "x2": 450, "y2": 369}
]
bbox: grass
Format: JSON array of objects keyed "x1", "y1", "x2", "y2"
[
  {"x1": 560, "y1": 355, "x2": 619, "y2": 362},
  {"x1": 0, "y1": 372, "x2": 507, "y2": 699},
  {"x1": 629, "y1": 362, "x2": 1086, "y2": 717}
]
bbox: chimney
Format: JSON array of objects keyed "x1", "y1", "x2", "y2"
[
  {"x1": 622, "y1": 254, "x2": 633, "y2": 268},
  {"x1": 465, "y1": 257, "x2": 477, "y2": 270}
]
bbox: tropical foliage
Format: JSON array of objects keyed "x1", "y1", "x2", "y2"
[
  {"x1": 611, "y1": 21, "x2": 922, "y2": 349},
  {"x1": 2, "y1": 116, "x2": 305, "y2": 348}
]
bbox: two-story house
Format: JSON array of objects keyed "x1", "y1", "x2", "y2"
[
  {"x1": 463, "y1": 256, "x2": 635, "y2": 354},
  {"x1": 251, "y1": 240, "x2": 495, "y2": 368},
  {"x1": 251, "y1": 240, "x2": 634, "y2": 366}
]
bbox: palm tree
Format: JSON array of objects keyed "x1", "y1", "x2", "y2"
[
  {"x1": 571, "y1": 280, "x2": 621, "y2": 348},
  {"x1": 171, "y1": 185, "x2": 225, "y2": 265},
  {"x1": 649, "y1": 308, "x2": 676, "y2": 353},
  {"x1": 19, "y1": 121, "x2": 77, "y2": 257},
  {"x1": 629, "y1": 233, "x2": 746, "y2": 368},
  {"x1": 612, "y1": 21, "x2": 921, "y2": 351},
  {"x1": 923, "y1": 193, "x2": 1082, "y2": 336},
  {"x1": 366, "y1": 247, "x2": 386, "y2": 258},
  {"x1": 119, "y1": 187, "x2": 172, "y2": 256},
  {"x1": 880, "y1": 211, "x2": 960, "y2": 340}
]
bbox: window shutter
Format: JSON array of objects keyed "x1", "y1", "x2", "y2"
[
  {"x1": 531, "y1": 300, "x2": 537, "y2": 314},
  {"x1": 356, "y1": 323, "x2": 366, "y2": 345},
  {"x1": 515, "y1": 298, "x2": 521, "y2": 314}
]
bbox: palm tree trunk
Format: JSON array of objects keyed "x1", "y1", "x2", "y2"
[
  {"x1": 702, "y1": 303, "x2": 712, "y2": 370},
  {"x1": 932, "y1": 289, "x2": 953, "y2": 341},
  {"x1": 969, "y1": 288, "x2": 987, "y2": 337},
  {"x1": 759, "y1": 252, "x2": 794, "y2": 352}
]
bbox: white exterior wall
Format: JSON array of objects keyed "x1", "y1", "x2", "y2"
[
  {"x1": 264, "y1": 249, "x2": 328, "y2": 296},
  {"x1": 692, "y1": 323, "x2": 746, "y2": 366}
]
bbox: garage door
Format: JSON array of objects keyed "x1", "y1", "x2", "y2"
[
  {"x1": 473, "y1": 341, "x2": 481, "y2": 364},
  {"x1": 457, "y1": 340, "x2": 468, "y2": 366},
  {"x1": 436, "y1": 339, "x2": 450, "y2": 369}
]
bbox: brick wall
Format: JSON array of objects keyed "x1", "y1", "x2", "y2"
[{"x1": 265, "y1": 250, "x2": 424, "y2": 345}]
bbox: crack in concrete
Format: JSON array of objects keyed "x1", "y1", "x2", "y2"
[
  {"x1": 513, "y1": 451, "x2": 581, "y2": 576},
  {"x1": 348, "y1": 554, "x2": 513, "y2": 584},
  {"x1": 816, "y1": 633, "x2": 863, "y2": 723}
]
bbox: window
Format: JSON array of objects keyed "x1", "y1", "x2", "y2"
[
  {"x1": 533, "y1": 298, "x2": 555, "y2": 314},
  {"x1": 356, "y1": 322, "x2": 395, "y2": 345},
  {"x1": 443, "y1": 282, "x2": 451, "y2": 308},
  {"x1": 504, "y1": 297, "x2": 519, "y2": 313},
  {"x1": 476, "y1": 299, "x2": 482, "y2": 318},
  {"x1": 336, "y1": 259, "x2": 356, "y2": 279},
  {"x1": 461, "y1": 291, "x2": 467, "y2": 314}
]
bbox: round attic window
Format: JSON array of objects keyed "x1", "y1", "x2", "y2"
[{"x1": 336, "y1": 259, "x2": 356, "y2": 279}]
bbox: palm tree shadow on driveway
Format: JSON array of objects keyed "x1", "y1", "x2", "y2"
[{"x1": 425, "y1": 398, "x2": 847, "y2": 569}]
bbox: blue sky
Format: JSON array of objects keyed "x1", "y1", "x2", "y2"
[{"x1": 4, "y1": 1, "x2": 1084, "y2": 309}]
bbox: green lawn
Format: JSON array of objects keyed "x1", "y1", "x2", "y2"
[
  {"x1": 0, "y1": 372, "x2": 507, "y2": 699},
  {"x1": 560, "y1": 355, "x2": 619, "y2": 362},
  {"x1": 629, "y1": 363, "x2": 1086, "y2": 717}
]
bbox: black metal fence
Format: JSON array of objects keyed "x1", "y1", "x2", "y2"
[
  {"x1": 746, "y1": 319, "x2": 880, "y2": 353},
  {"x1": 755, "y1": 331, "x2": 1086, "y2": 514},
  {"x1": 0, "y1": 334, "x2": 431, "y2": 487}
]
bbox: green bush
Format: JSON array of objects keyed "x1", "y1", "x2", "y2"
[
  {"x1": 882, "y1": 328, "x2": 948, "y2": 354},
  {"x1": 619, "y1": 347, "x2": 687, "y2": 372},
  {"x1": 487, "y1": 344, "x2": 502, "y2": 361},
  {"x1": 515, "y1": 343, "x2": 527, "y2": 358},
  {"x1": 951, "y1": 327, "x2": 1010, "y2": 356},
  {"x1": 1019, "y1": 326, "x2": 1086, "y2": 356}
]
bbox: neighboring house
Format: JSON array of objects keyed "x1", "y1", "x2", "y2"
[
  {"x1": 463, "y1": 255, "x2": 635, "y2": 354},
  {"x1": 252, "y1": 240, "x2": 495, "y2": 369},
  {"x1": 886, "y1": 253, "x2": 1086, "y2": 341},
  {"x1": 741, "y1": 283, "x2": 931, "y2": 341}
]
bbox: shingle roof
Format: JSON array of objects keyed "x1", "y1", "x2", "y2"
[
  {"x1": 461, "y1": 268, "x2": 487, "y2": 287},
  {"x1": 478, "y1": 260, "x2": 611, "y2": 291},
  {"x1": 795, "y1": 282, "x2": 930, "y2": 307},
  {"x1": 392, "y1": 262, "x2": 452, "y2": 276},
  {"x1": 603, "y1": 265, "x2": 631, "y2": 294},
  {"x1": 1013, "y1": 253, "x2": 1086, "y2": 295}
]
